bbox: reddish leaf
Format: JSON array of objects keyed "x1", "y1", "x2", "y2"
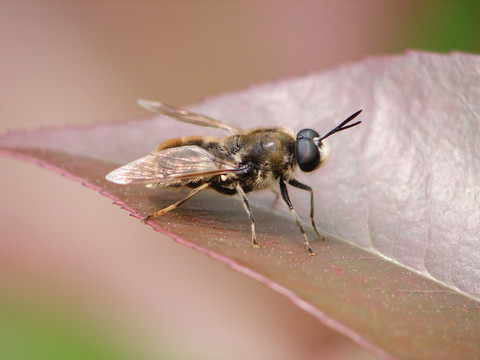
[{"x1": 1, "y1": 51, "x2": 479, "y2": 360}]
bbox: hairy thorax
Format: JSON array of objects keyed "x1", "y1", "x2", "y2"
[{"x1": 221, "y1": 128, "x2": 297, "y2": 192}]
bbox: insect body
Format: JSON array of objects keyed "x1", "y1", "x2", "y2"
[{"x1": 106, "y1": 99, "x2": 362, "y2": 256}]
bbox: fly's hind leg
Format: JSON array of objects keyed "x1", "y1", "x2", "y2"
[
  {"x1": 142, "y1": 183, "x2": 209, "y2": 223},
  {"x1": 279, "y1": 177, "x2": 315, "y2": 256},
  {"x1": 288, "y1": 178, "x2": 327, "y2": 241},
  {"x1": 234, "y1": 183, "x2": 259, "y2": 248}
]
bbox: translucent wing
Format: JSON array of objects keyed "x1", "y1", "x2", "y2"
[
  {"x1": 106, "y1": 145, "x2": 246, "y2": 185},
  {"x1": 138, "y1": 99, "x2": 239, "y2": 133}
]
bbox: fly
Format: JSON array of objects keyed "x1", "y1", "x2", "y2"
[{"x1": 106, "y1": 99, "x2": 362, "y2": 256}]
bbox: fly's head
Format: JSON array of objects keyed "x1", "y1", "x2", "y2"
[{"x1": 295, "y1": 110, "x2": 362, "y2": 173}]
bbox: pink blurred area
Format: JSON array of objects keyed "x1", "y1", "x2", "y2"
[{"x1": 0, "y1": 2, "x2": 416, "y2": 359}]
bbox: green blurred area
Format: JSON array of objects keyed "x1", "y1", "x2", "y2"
[
  {"x1": 0, "y1": 296, "x2": 137, "y2": 360},
  {"x1": 405, "y1": 1, "x2": 480, "y2": 53}
]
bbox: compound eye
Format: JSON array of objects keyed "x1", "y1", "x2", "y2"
[
  {"x1": 297, "y1": 129, "x2": 319, "y2": 140},
  {"x1": 296, "y1": 129, "x2": 320, "y2": 172}
]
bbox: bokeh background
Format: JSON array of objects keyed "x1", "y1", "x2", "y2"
[{"x1": 1, "y1": 1, "x2": 479, "y2": 359}]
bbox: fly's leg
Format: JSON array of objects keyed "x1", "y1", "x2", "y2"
[
  {"x1": 142, "y1": 183, "x2": 209, "y2": 223},
  {"x1": 288, "y1": 178, "x2": 327, "y2": 241},
  {"x1": 235, "y1": 183, "x2": 259, "y2": 248},
  {"x1": 270, "y1": 188, "x2": 281, "y2": 209},
  {"x1": 280, "y1": 177, "x2": 315, "y2": 256}
]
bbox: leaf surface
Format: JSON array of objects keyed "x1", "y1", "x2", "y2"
[{"x1": 1, "y1": 51, "x2": 480, "y2": 360}]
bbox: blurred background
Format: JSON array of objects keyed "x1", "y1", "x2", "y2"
[{"x1": 1, "y1": 1, "x2": 479, "y2": 359}]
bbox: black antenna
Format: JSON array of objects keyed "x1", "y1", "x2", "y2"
[{"x1": 316, "y1": 110, "x2": 362, "y2": 142}]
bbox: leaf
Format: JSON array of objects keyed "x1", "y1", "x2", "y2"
[{"x1": 1, "y1": 51, "x2": 480, "y2": 360}]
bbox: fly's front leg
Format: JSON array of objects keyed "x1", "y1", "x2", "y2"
[
  {"x1": 279, "y1": 177, "x2": 315, "y2": 256},
  {"x1": 235, "y1": 183, "x2": 259, "y2": 248},
  {"x1": 142, "y1": 183, "x2": 209, "y2": 223},
  {"x1": 288, "y1": 178, "x2": 327, "y2": 241}
]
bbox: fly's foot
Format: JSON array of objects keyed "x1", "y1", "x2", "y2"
[{"x1": 142, "y1": 215, "x2": 152, "y2": 224}]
